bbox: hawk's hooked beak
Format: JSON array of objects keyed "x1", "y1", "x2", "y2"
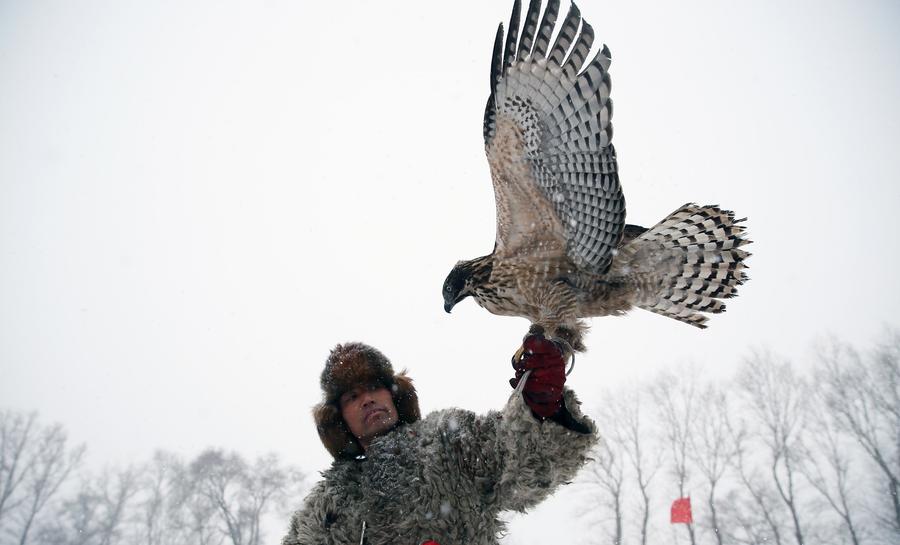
[{"x1": 445, "y1": 293, "x2": 467, "y2": 313}]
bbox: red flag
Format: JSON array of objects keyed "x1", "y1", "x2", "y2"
[{"x1": 671, "y1": 497, "x2": 693, "y2": 524}]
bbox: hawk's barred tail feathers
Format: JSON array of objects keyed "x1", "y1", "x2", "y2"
[{"x1": 631, "y1": 204, "x2": 751, "y2": 328}]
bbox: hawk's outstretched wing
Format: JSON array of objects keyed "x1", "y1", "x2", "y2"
[{"x1": 484, "y1": 0, "x2": 625, "y2": 274}]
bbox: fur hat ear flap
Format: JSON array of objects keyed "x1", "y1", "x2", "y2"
[
  {"x1": 392, "y1": 372, "x2": 420, "y2": 425},
  {"x1": 313, "y1": 402, "x2": 363, "y2": 460}
]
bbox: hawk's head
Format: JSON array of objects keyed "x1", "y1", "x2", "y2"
[{"x1": 442, "y1": 256, "x2": 493, "y2": 313}]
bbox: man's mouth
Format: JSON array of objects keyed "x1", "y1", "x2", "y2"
[{"x1": 364, "y1": 408, "x2": 387, "y2": 423}]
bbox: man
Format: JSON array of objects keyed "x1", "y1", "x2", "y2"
[{"x1": 282, "y1": 336, "x2": 597, "y2": 545}]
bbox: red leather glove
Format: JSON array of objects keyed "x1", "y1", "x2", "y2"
[{"x1": 509, "y1": 334, "x2": 566, "y2": 419}]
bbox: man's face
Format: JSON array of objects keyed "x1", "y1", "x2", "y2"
[{"x1": 339, "y1": 383, "x2": 399, "y2": 448}]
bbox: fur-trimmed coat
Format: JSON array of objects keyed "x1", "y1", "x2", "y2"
[{"x1": 282, "y1": 388, "x2": 597, "y2": 545}]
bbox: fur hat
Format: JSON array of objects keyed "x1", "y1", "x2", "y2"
[{"x1": 313, "y1": 342, "x2": 420, "y2": 460}]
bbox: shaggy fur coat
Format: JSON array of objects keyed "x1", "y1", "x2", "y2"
[{"x1": 282, "y1": 388, "x2": 597, "y2": 545}]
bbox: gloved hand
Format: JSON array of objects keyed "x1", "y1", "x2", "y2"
[{"x1": 509, "y1": 334, "x2": 567, "y2": 419}]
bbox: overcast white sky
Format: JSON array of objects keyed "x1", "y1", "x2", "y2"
[{"x1": 2, "y1": 0, "x2": 899, "y2": 542}]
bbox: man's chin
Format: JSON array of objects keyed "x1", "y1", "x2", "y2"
[{"x1": 365, "y1": 415, "x2": 398, "y2": 437}]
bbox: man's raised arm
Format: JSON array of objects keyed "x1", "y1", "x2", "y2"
[{"x1": 443, "y1": 335, "x2": 599, "y2": 513}]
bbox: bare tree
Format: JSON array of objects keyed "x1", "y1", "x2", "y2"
[
  {"x1": 817, "y1": 332, "x2": 900, "y2": 541},
  {"x1": 0, "y1": 412, "x2": 37, "y2": 529},
  {"x1": 726, "y1": 414, "x2": 788, "y2": 545},
  {"x1": 652, "y1": 367, "x2": 699, "y2": 545},
  {"x1": 870, "y1": 330, "x2": 900, "y2": 539},
  {"x1": 131, "y1": 450, "x2": 226, "y2": 545},
  {"x1": 1, "y1": 410, "x2": 303, "y2": 545},
  {"x1": 737, "y1": 350, "x2": 809, "y2": 545},
  {"x1": 191, "y1": 449, "x2": 250, "y2": 545},
  {"x1": 12, "y1": 423, "x2": 85, "y2": 545},
  {"x1": 96, "y1": 467, "x2": 139, "y2": 545},
  {"x1": 572, "y1": 333, "x2": 898, "y2": 545},
  {"x1": 173, "y1": 470, "x2": 223, "y2": 545},
  {"x1": 799, "y1": 344, "x2": 870, "y2": 545},
  {"x1": 36, "y1": 466, "x2": 139, "y2": 545},
  {"x1": 593, "y1": 441, "x2": 625, "y2": 545},
  {"x1": 135, "y1": 450, "x2": 186, "y2": 545},
  {"x1": 138, "y1": 452, "x2": 172, "y2": 545},
  {"x1": 34, "y1": 482, "x2": 101, "y2": 545},
  {"x1": 615, "y1": 387, "x2": 662, "y2": 545},
  {"x1": 243, "y1": 454, "x2": 296, "y2": 545},
  {"x1": 579, "y1": 398, "x2": 626, "y2": 545},
  {"x1": 186, "y1": 449, "x2": 300, "y2": 545},
  {"x1": 688, "y1": 382, "x2": 739, "y2": 545}
]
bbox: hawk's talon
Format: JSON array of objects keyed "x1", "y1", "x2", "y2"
[
  {"x1": 514, "y1": 332, "x2": 577, "y2": 375},
  {"x1": 546, "y1": 335, "x2": 576, "y2": 376},
  {"x1": 512, "y1": 345, "x2": 527, "y2": 367}
]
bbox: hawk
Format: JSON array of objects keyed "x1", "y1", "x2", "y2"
[{"x1": 442, "y1": 0, "x2": 750, "y2": 353}]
